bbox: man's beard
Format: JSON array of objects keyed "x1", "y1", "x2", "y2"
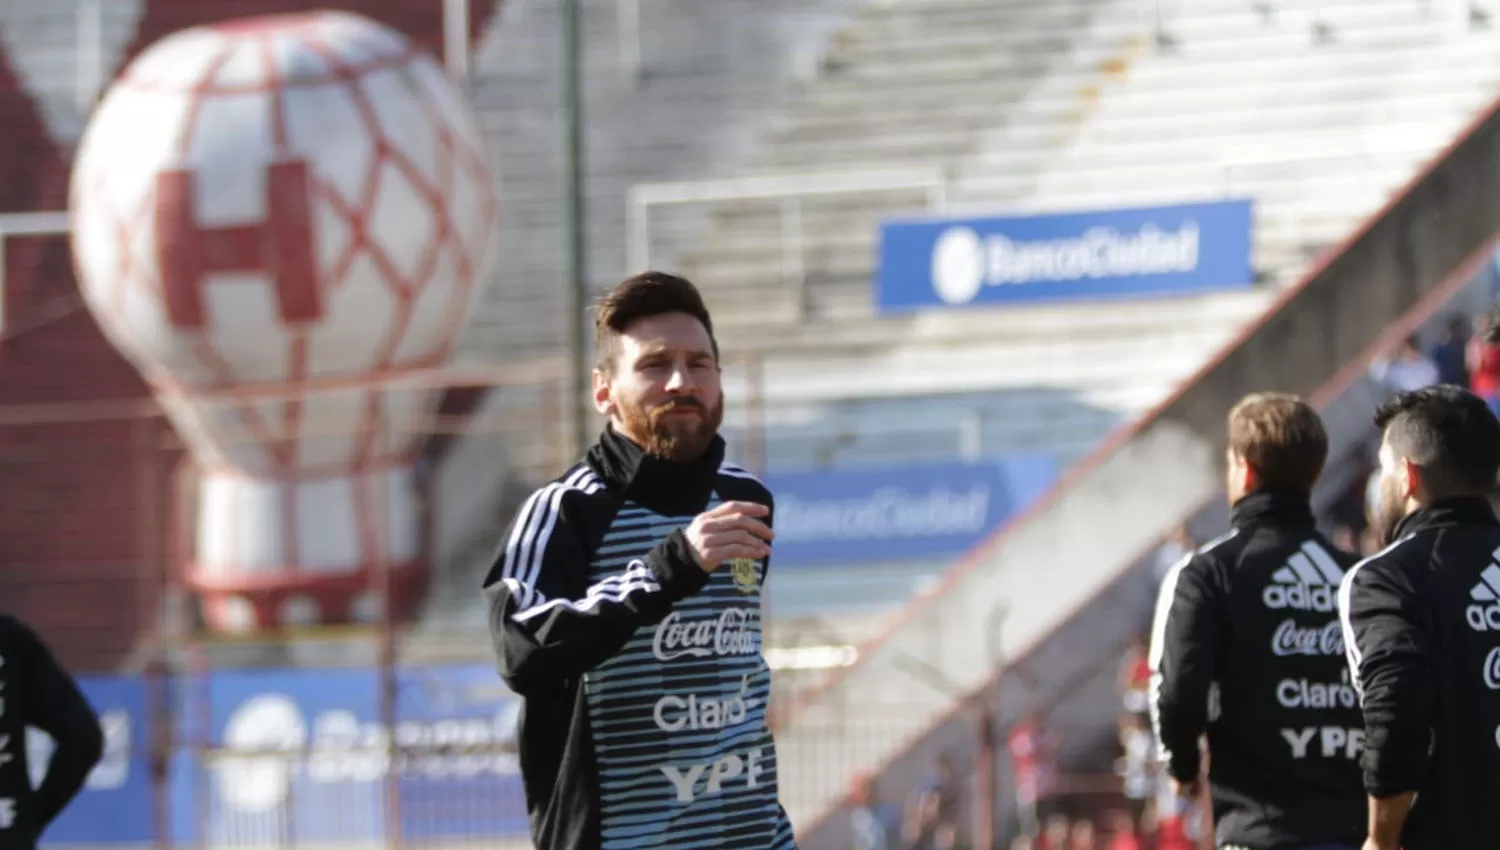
[
  {"x1": 1372, "y1": 472, "x2": 1409, "y2": 545},
  {"x1": 620, "y1": 396, "x2": 723, "y2": 462}
]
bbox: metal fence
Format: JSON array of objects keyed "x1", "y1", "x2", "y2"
[{"x1": 0, "y1": 381, "x2": 1152, "y2": 850}]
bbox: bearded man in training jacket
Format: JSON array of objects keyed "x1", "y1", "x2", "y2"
[
  {"x1": 483, "y1": 271, "x2": 796, "y2": 850},
  {"x1": 1339, "y1": 384, "x2": 1500, "y2": 850}
]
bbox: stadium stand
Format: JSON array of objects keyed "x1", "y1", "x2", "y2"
[
  {"x1": 734, "y1": 3, "x2": 1500, "y2": 843},
  {"x1": 642, "y1": 0, "x2": 1500, "y2": 481},
  {"x1": 452, "y1": 0, "x2": 863, "y2": 367},
  {"x1": 782, "y1": 98, "x2": 1500, "y2": 849},
  {"x1": 952, "y1": 0, "x2": 1500, "y2": 278},
  {"x1": 625, "y1": 0, "x2": 1280, "y2": 487}
]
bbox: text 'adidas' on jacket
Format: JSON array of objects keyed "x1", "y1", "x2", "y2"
[
  {"x1": 483, "y1": 426, "x2": 796, "y2": 850},
  {"x1": 1338, "y1": 497, "x2": 1500, "y2": 850},
  {"x1": 1149, "y1": 492, "x2": 1365, "y2": 850}
]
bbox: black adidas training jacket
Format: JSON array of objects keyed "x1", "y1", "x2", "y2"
[
  {"x1": 483, "y1": 426, "x2": 797, "y2": 850},
  {"x1": 1149, "y1": 491, "x2": 1365, "y2": 850},
  {"x1": 0, "y1": 616, "x2": 103, "y2": 850},
  {"x1": 1339, "y1": 497, "x2": 1500, "y2": 849}
]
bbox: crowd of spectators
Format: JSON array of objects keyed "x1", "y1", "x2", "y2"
[
  {"x1": 849, "y1": 758, "x2": 962, "y2": 850},
  {"x1": 1333, "y1": 308, "x2": 1500, "y2": 555}
]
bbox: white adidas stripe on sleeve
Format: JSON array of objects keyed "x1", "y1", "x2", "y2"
[
  {"x1": 511, "y1": 559, "x2": 663, "y2": 623},
  {"x1": 499, "y1": 468, "x2": 604, "y2": 612},
  {"x1": 1338, "y1": 534, "x2": 1419, "y2": 699}
]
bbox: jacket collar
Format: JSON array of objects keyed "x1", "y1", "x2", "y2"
[
  {"x1": 585, "y1": 423, "x2": 725, "y2": 516},
  {"x1": 1230, "y1": 490, "x2": 1317, "y2": 530},
  {"x1": 1392, "y1": 496, "x2": 1499, "y2": 540}
]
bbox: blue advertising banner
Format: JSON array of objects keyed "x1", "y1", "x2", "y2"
[
  {"x1": 764, "y1": 456, "x2": 1060, "y2": 567},
  {"x1": 34, "y1": 675, "x2": 153, "y2": 846},
  {"x1": 33, "y1": 664, "x2": 530, "y2": 847},
  {"x1": 876, "y1": 199, "x2": 1254, "y2": 313},
  {"x1": 168, "y1": 664, "x2": 528, "y2": 845}
]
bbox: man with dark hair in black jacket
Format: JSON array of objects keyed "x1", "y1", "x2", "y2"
[
  {"x1": 0, "y1": 615, "x2": 103, "y2": 850},
  {"x1": 483, "y1": 272, "x2": 796, "y2": 850},
  {"x1": 1150, "y1": 392, "x2": 1365, "y2": 850},
  {"x1": 1338, "y1": 383, "x2": 1500, "y2": 850}
]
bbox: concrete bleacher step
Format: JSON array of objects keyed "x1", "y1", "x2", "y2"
[
  {"x1": 850, "y1": 0, "x2": 1102, "y2": 28},
  {"x1": 0, "y1": 0, "x2": 143, "y2": 145},
  {"x1": 713, "y1": 288, "x2": 1278, "y2": 353},
  {"x1": 723, "y1": 338, "x2": 1251, "y2": 407},
  {"x1": 1073, "y1": 98, "x2": 1490, "y2": 148},
  {"x1": 1084, "y1": 84, "x2": 1487, "y2": 128},
  {"x1": 749, "y1": 421, "x2": 1129, "y2": 467},
  {"x1": 737, "y1": 392, "x2": 1158, "y2": 456},
  {"x1": 750, "y1": 401, "x2": 1133, "y2": 447},
  {"x1": 960, "y1": 165, "x2": 1420, "y2": 209},
  {"x1": 1050, "y1": 82, "x2": 1482, "y2": 140},
  {"x1": 743, "y1": 0, "x2": 1117, "y2": 171},
  {"x1": 764, "y1": 133, "x2": 986, "y2": 169},
  {"x1": 965, "y1": 124, "x2": 1443, "y2": 171},
  {"x1": 817, "y1": 45, "x2": 1090, "y2": 85},
  {"x1": 781, "y1": 94, "x2": 1085, "y2": 136},
  {"x1": 793, "y1": 72, "x2": 1069, "y2": 111}
]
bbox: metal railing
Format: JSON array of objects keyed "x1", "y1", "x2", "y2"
[
  {"x1": 625, "y1": 167, "x2": 948, "y2": 301},
  {"x1": 623, "y1": 137, "x2": 1442, "y2": 305}
]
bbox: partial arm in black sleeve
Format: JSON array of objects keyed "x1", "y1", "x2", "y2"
[
  {"x1": 1338, "y1": 558, "x2": 1436, "y2": 798},
  {"x1": 1147, "y1": 552, "x2": 1224, "y2": 785},
  {"x1": 11, "y1": 620, "x2": 103, "y2": 830},
  {"x1": 482, "y1": 479, "x2": 709, "y2": 694}
]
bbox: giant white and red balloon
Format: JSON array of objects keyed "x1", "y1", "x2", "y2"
[{"x1": 69, "y1": 10, "x2": 498, "y2": 632}]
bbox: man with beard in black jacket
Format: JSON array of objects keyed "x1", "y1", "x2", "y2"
[
  {"x1": 1150, "y1": 392, "x2": 1365, "y2": 850},
  {"x1": 483, "y1": 272, "x2": 795, "y2": 850},
  {"x1": 1338, "y1": 384, "x2": 1500, "y2": 850},
  {"x1": 0, "y1": 615, "x2": 103, "y2": 850}
]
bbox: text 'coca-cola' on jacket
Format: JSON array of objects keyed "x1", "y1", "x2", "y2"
[
  {"x1": 1148, "y1": 491, "x2": 1365, "y2": 850},
  {"x1": 482, "y1": 424, "x2": 796, "y2": 850}
]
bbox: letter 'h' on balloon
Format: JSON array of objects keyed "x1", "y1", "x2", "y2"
[
  {"x1": 68, "y1": 11, "x2": 499, "y2": 632},
  {"x1": 156, "y1": 161, "x2": 322, "y2": 329}
]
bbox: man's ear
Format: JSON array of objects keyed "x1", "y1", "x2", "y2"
[
  {"x1": 1237, "y1": 454, "x2": 1259, "y2": 493},
  {"x1": 592, "y1": 368, "x2": 615, "y2": 417},
  {"x1": 1401, "y1": 456, "x2": 1423, "y2": 502}
]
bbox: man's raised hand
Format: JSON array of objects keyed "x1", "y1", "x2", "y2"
[{"x1": 684, "y1": 501, "x2": 773, "y2": 572}]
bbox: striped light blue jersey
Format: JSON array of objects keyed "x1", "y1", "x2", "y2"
[{"x1": 484, "y1": 429, "x2": 797, "y2": 850}]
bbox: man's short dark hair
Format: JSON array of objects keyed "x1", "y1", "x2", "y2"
[
  {"x1": 1227, "y1": 392, "x2": 1328, "y2": 493},
  {"x1": 593, "y1": 271, "x2": 718, "y2": 372},
  {"x1": 1374, "y1": 384, "x2": 1500, "y2": 496}
]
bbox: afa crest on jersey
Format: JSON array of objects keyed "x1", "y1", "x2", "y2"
[{"x1": 728, "y1": 559, "x2": 760, "y2": 595}]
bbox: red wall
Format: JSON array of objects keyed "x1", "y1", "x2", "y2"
[{"x1": 0, "y1": 0, "x2": 499, "y2": 672}]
